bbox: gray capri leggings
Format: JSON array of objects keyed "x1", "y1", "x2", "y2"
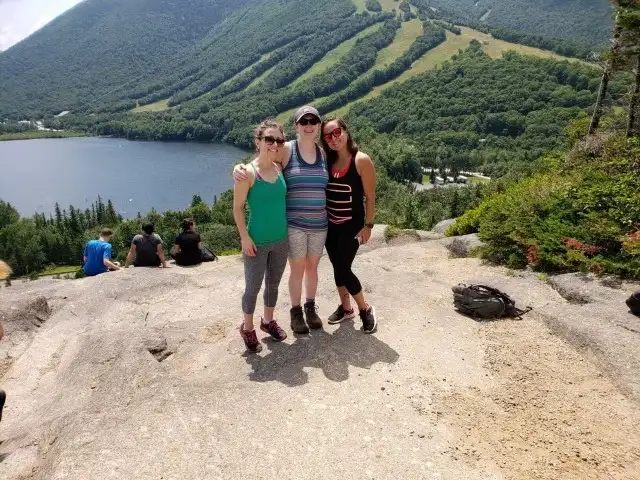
[{"x1": 242, "y1": 239, "x2": 289, "y2": 315}]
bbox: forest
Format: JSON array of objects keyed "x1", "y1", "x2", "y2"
[{"x1": 0, "y1": 0, "x2": 613, "y2": 120}]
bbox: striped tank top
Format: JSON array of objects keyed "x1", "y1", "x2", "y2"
[{"x1": 283, "y1": 140, "x2": 329, "y2": 231}]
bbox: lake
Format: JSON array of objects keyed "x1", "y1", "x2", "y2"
[{"x1": 0, "y1": 137, "x2": 248, "y2": 218}]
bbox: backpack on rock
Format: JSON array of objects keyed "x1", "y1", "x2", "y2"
[
  {"x1": 627, "y1": 290, "x2": 640, "y2": 316},
  {"x1": 452, "y1": 284, "x2": 531, "y2": 319}
]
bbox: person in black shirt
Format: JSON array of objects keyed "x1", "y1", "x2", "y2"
[
  {"x1": 174, "y1": 218, "x2": 217, "y2": 266},
  {"x1": 321, "y1": 116, "x2": 378, "y2": 334},
  {"x1": 125, "y1": 222, "x2": 168, "y2": 268}
]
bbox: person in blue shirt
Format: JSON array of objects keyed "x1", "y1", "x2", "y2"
[{"x1": 82, "y1": 228, "x2": 121, "y2": 276}]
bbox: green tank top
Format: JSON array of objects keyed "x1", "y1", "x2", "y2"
[{"x1": 247, "y1": 161, "x2": 288, "y2": 246}]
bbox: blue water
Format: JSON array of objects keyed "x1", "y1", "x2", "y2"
[{"x1": 0, "y1": 137, "x2": 248, "y2": 217}]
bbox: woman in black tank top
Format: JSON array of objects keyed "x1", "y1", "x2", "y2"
[{"x1": 321, "y1": 116, "x2": 378, "y2": 334}]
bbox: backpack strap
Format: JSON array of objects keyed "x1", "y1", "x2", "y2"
[{"x1": 473, "y1": 284, "x2": 532, "y2": 319}]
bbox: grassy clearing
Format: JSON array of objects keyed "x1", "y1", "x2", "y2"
[
  {"x1": 0, "y1": 130, "x2": 88, "y2": 141},
  {"x1": 132, "y1": 99, "x2": 170, "y2": 113},
  {"x1": 247, "y1": 62, "x2": 280, "y2": 89},
  {"x1": 353, "y1": 0, "x2": 408, "y2": 13},
  {"x1": 292, "y1": 24, "x2": 382, "y2": 87},
  {"x1": 374, "y1": 19, "x2": 422, "y2": 69},
  {"x1": 40, "y1": 265, "x2": 81, "y2": 277},
  {"x1": 333, "y1": 26, "x2": 589, "y2": 116},
  {"x1": 468, "y1": 176, "x2": 490, "y2": 184}
]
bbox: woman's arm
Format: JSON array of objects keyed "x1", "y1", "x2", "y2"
[
  {"x1": 124, "y1": 243, "x2": 136, "y2": 267},
  {"x1": 157, "y1": 244, "x2": 169, "y2": 268},
  {"x1": 355, "y1": 152, "x2": 377, "y2": 244},
  {"x1": 233, "y1": 142, "x2": 291, "y2": 181},
  {"x1": 233, "y1": 175, "x2": 257, "y2": 256}
]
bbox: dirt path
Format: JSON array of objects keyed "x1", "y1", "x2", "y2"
[{"x1": 0, "y1": 233, "x2": 638, "y2": 479}]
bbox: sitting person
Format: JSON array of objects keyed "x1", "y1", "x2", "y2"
[
  {"x1": 125, "y1": 222, "x2": 168, "y2": 268},
  {"x1": 173, "y1": 218, "x2": 217, "y2": 266},
  {"x1": 82, "y1": 228, "x2": 121, "y2": 276}
]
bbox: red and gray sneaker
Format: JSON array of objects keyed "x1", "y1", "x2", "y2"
[
  {"x1": 359, "y1": 305, "x2": 378, "y2": 334},
  {"x1": 240, "y1": 324, "x2": 263, "y2": 353},
  {"x1": 260, "y1": 318, "x2": 288, "y2": 341},
  {"x1": 328, "y1": 304, "x2": 355, "y2": 325}
]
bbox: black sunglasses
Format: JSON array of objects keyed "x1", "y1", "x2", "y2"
[
  {"x1": 298, "y1": 117, "x2": 320, "y2": 126},
  {"x1": 262, "y1": 135, "x2": 285, "y2": 146}
]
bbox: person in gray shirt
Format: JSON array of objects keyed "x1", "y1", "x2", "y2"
[{"x1": 125, "y1": 222, "x2": 169, "y2": 268}]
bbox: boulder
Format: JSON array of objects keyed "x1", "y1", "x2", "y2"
[
  {"x1": 443, "y1": 233, "x2": 485, "y2": 258},
  {"x1": 432, "y1": 218, "x2": 456, "y2": 235}
]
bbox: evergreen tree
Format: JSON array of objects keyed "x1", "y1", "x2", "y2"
[
  {"x1": 54, "y1": 202, "x2": 63, "y2": 226},
  {"x1": 105, "y1": 199, "x2": 119, "y2": 226}
]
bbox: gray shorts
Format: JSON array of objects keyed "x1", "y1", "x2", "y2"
[{"x1": 288, "y1": 227, "x2": 327, "y2": 259}]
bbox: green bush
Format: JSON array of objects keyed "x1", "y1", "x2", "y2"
[
  {"x1": 198, "y1": 224, "x2": 241, "y2": 255},
  {"x1": 458, "y1": 133, "x2": 640, "y2": 278}
]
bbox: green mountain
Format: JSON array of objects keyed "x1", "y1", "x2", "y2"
[
  {"x1": 419, "y1": 0, "x2": 614, "y2": 45},
  {"x1": 0, "y1": 0, "x2": 613, "y2": 120},
  {"x1": 0, "y1": 0, "x2": 259, "y2": 118}
]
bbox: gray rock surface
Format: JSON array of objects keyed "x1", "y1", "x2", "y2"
[
  {"x1": 443, "y1": 233, "x2": 486, "y2": 257},
  {"x1": 432, "y1": 219, "x2": 456, "y2": 235},
  {"x1": 0, "y1": 237, "x2": 639, "y2": 479}
]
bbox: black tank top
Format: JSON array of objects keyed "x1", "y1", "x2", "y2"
[{"x1": 326, "y1": 154, "x2": 365, "y2": 232}]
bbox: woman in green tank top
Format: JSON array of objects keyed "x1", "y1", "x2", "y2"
[{"x1": 233, "y1": 119, "x2": 289, "y2": 353}]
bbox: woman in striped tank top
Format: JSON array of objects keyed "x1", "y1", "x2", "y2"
[{"x1": 234, "y1": 106, "x2": 329, "y2": 335}]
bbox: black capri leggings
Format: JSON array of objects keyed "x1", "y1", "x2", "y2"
[{"x1": 325, "y1": 226, "x2": 362, "y2": 296}]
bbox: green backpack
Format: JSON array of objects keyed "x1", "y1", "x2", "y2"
[{"x1": 452, "y1": 284, "x2": 531, "y2": 319}]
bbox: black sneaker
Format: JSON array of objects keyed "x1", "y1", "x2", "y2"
[
  {"x1": 328, "y1": 304, "x2": 355, "y2": 325},
  {"x1": 290, "y1": 306, "x2": 309, "y2": 334},
  {"x1": 304, "y1": 301, "x2": 323, "y2": 330},
  {"x1": 240, "y1": 324, "x2": 263, "y2": 353},
  {"x1": 360, "y1": 305, "x2": 377, "y2": 334},
  {"x1": 260, "y1": 318, "x2": 287, "y2": 341},
  {"x1": 0, "y1": 389, "x2": 5, "y2": 422}
]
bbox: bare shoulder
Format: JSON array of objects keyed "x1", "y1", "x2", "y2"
[{"x1": 355, "y1": 151, "x2": 374, "y2": 173}]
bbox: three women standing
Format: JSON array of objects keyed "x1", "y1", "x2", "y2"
[{"x1": 234, "y1": 110, "x2": 378, "y2": 353}]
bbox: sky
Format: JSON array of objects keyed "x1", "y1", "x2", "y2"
[{"x1": 0, "y1": 0, "x2": 83, "y2": 51}]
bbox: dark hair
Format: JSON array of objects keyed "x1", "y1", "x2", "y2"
[
  {"x1": 253, "y1": 118, "x2": 285, "y2": 151},
  {"x1": 320, "y1": 116, "x2": 359, "y2": 165},
  {"x1": 100, "y1": 228, "x2": 113, "y2": 237},
  {"x1": 142, "y1": 222, "x2": 154, "y2": 235},
  {"x1": 181, "y1": 218, "x2": 195, "y2": 233}
]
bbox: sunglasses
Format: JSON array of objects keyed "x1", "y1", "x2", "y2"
[
  {"x1": 262, "y1": 135, "x2": 285, "y2": 146},
  {"x1": 323, "y1": 127, "x2": 343, "y2": 142},
  {"x1": 298, "y1": 117, "x2": 320, "y2": 126}
]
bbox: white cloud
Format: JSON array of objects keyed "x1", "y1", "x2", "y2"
[{"x1": 0, "y1": 25, "x2": 21, "y2": 51}]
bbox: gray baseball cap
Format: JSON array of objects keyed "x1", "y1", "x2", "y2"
[{"x1": 294, "y1": 105, "x2": 321, "y2": 123}]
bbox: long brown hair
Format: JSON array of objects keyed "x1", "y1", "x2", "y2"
[
  {"x1": 253, "y1": 118, "x2": 285, "y2": 152},
  {"x1": 320, "y1": 116, "x2": 359, "y2": 165}
]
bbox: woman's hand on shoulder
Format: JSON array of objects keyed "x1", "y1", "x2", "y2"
[
  {"x1": 277, "y1": 141, "x2": 292, "y2": 168},
  {"x1": 233, "y1": 163, "x2": 251, "y2": 183}
]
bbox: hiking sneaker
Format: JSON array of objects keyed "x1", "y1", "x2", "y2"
[
  {"x1": 0, "y1": 389, "x2": 5, "y2": 423},
  {"x1": 260, "y1": 318, "x2": 287, "y2": 341},
  {"x1": 240, "y1": 324, "x2": 262, "y2": 353},
  {"x1": 360, "y1": 305, "x2": 378, "y2": 334},
  {"x1": 328, "y1": 304, "x2": 355, "y2": 325},
  {"x1": 290, "y1": 306, "x2": 309, "y2": 334},
  {"x1": 304, "y1": 301, "x2": 323, "y2": 330}
]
